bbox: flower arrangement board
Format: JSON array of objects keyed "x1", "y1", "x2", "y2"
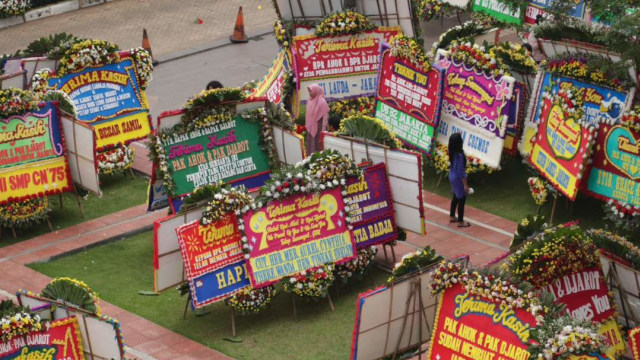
[
  {"x1": 523, "y1": 0, "x2": 586, "y2": 25},
  {"x1": 434, "y1": 49, "x2": 516, "y2": 168},
  {"x1": 0, "y1": 317, "x2": 84, "y2": 360},
  {"x1": 585, "y1": 124, "x2": 640, "y2": 207},
  {"x1": 156, "y1": 110, "x2": 272, "y2": 199},
  {"x1": 528, "y1": 96, "x2": 594, "y2": 200},
  {"x1": 630, "y1": 327, "x2": 640, "y2": 360},
  {"x1": 248, "y1": 48, "x2": 291, "y2": 105},
  {"x1": 345, "y1": 163, "x2": 397, "y2": 248},
  {"x1": 153, "y1": 208, "x2": 202, "y2": 292},
  {"x1": 59, "y1": 111, "x2": 101, "y2": 196},
  {"x1": 176, "y1": 217, "x2": 250, "y2": 307},
  {"x1": 18, "y1": 290, "x2": 125, "y2": 360},
  {"x1": 550, "y1": 276, "x2": 626, "y2": 357},
  {"x1": 544, "y1": 267, "x2": 615, "y2": 322},
  {"x1": 47, "y1": 57, "x2": 152, "y2": 150},
  {"x1": 242, "y1": 187, "x2": 356, "y2": 287},
  {"x1": 471, "y1": 0, "x2": 523, "y2": 24},
  {"x1": 374, "y1": 49, "x2": 444, "y2": 155},
  {"x1": 322, "y1": 133, "x2": 425, "y2": 234},
  {"x1": 291, "y1": 27, "x2": 401, "y2": 104},
  {"x1": 0, "y1": 101, "x2": 73, "y2": 204},
  {"x1": 503, "y1": 81, "x2": 527, "y2": 155},
  {"x1": 527, "y1": 72, "x2": 633, "y2": 127},
  {"x1": 351, "y1": 271, "x2": 439, "y2": 360},
  {"x1": 427, "y1": 282, "x2": 537, "y2": 360},
  {"x1": 535, "y1": 39, "x2": 638, "y2": 87},
  {"x1": 147, "y1": 123, "x2": 304, "y2": 213}
]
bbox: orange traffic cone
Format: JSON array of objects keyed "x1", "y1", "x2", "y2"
[
  {"x1": 230, "y1": 6, "x2": 249, "y2": 43},
  {"x1": 142, "y1": 28, "x2": 158, "y2": 65}
]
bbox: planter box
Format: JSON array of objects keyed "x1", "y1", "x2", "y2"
[
  {"x1": 1, "y1": 0, "x2": 111, "y2": 29},
  {"x1": 80, "y1": 0, "x2": 110, "y2": 8},
  {"x1": 0, "y1": 15, "x2": 25, "y2": 30},
  {"x1": 25, "y1": 0, "x2": 79, "y2": 21}
]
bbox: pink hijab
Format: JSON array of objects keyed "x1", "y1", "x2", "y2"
[{"x1": 305, "y1": 84, "x2": 330, "y2": 137}]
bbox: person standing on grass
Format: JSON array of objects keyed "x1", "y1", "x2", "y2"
[
  {"x1": 448, "y1": 133, "x2": 471, "y2": 227},
  {"x1": 305, "y1": 84, "x2": 330, "y2": 154}
]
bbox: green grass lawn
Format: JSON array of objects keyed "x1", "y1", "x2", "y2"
[
  {"x1": 29, "y1": 231, "x2": 388, "y2": 360},
  {"x1": 422, "y1": 155, "x2": 611, "y2": 230},
  {"x1": 1, "y1": 174, "x2": 149, "y2": 247}
]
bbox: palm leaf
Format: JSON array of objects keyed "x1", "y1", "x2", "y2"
[
  {"x1": 41, "y1": 278, "x2": 98, "y2": 314},
  {"x1": 337, "y1": 116, "x2": 401, "y2": 148}
]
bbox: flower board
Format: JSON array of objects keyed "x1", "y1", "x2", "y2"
[
  {"x1": 529, "y1": 96, "x2": 595, "y2": 200},
  {"x1": 523, "y1": 0, "x2": 586, "y2": 24},
  {"x1": 248, "y1": 48, "x2": 292, "y2": 105},
  {"x1": 472, "y1": 0, "x2": 523, "y2": 24},
  {"x1": 426, "y1": 282, "x2": 537, "y2": 360},
  {"x1": 434, "y1": 49, "x2": 516, "y2": 168},
  {"x1": 630, "y1": 327, "x2": 640, "y2": 360},
  {"x1": 155, "y1": 111, "x2": 272, "y2": 198},
  {"x1": 176, "y1": 214, "x2": 244, "y2": 280},
  {"x1": 291, "y1": 27, "x2": 401, "y2": 103},
  {"x1": 175, "y1": 185, "x2": 253, "y2": 307},
  {"x1": 0, "y1": 317, "x2": 84, "y2": 360},
  {"x1": 345, "y1": 163, "x2": 397, "y2": 248},
  {"x1": 375, "y1": 49, "x2": 444, "y2": 154},
  {"x1": 503, "y1": 82, "x2": 526, "y2": 155},
  {"x1": 527, "y1": 72, "x2": 632, "y2": 127},
  {"x1": 544, "y1": 267, "x2": 614, "y2": 322},
  {"x1": 47, "y1": 57, "x2": 152, "y2": 149},
  {"x1": 0, "y1": 102, "x2": 72, "y2": 204},
  {"x1": 242, "y1": 187, "x2": 356, "y2": 288},
  {"x1": 188, "y1": 260, "x2": 251, "y2": 308},
  {"x1": 585, "y1": 124, "x2": 640, "y2": 207}
]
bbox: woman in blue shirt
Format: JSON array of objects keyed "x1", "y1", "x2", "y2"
[{"x1": 448, "y1": 133, "x2": 471, "y2": 227}]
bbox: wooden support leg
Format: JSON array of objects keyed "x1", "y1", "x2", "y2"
[
  {"x1": 183, "y1": 293, "x2": 191, "y2": 319},
  {"x1": 129, "y1": 168, "x2": 136, "y2": 179},
  {"x1": 46, "y1": 219, "x2": 53, "y2": 232},
  {"x1": 11, "y1": 227, "x2": 17, "y2": 239},
  {"x1": 549, "y1": 195, "x2": 558, "y2": 226},
  {"x1": 73, "y1": 186, "x2": 85, "y2": 219},
  {"x1": 327, "y1": 293, "x2": 335, "y2": 312},
  {"x1": 230, "y1": 308, "x2": 237, "y2": 337},
  {"x1": 436, "y1": 173, "x2": 444, "y2": 187},
  {"x1": 59, "y1": 193, "x2": 63, "y2": 209},
  {"x1": 292, "y1": 296, "x2": 297, "y2": 321}
]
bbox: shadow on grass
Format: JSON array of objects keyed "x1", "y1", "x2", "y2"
[{"x1": 29, "y1": 231, "x2": 388, "y2": 360}]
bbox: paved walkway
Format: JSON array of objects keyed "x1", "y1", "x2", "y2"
[
  {"x1": 0, "y1": 204, "x2": 232, "y2": 360},
  {"x1": 0, "y1": 0, "x2": 276, "y2": 58},
  {"x1": 0, "y1": 185, "x2": 515, "y2": 360}
]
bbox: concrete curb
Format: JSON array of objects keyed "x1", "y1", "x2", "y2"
[
  {"x1": 155, "y1": 26, "x2": 274, "y2": 65},
  {"x1": 34, "y1": 224, "x2": 154, "y2": 264}
]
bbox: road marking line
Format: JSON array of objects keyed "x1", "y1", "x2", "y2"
[{"x1": 423, "y1": 202, "x2": 514, "y2": 237}]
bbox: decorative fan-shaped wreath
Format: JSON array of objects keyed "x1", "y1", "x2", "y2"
[
  {"x1": 337, "y1": 115, "x2": 403, "y2": 149},
  {"x1": 41, "y1": 277, "x2": 101, "y2": 315}
]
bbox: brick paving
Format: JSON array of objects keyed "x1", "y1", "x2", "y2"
[
  {"x1": 0, "y1": 0, "x2": 277, "y2": 58},
  {"x1": 0, "y1": 188, "x2": 516, "y2": 360}
]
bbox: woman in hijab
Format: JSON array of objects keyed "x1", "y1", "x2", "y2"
[
  {"x1": 448, "y1": 133, "x2": 471, "y2": 227},
  {"x1": 305, "y1": 84, "x2": 330, "y2": 154}
]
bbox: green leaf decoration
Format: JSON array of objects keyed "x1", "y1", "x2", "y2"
[
  {"x1": 41, "y1": 277, "x2": 100, "y2": 315},
  {"x1": 337, "y1": 115, "x2": 402, "y2": 149}
]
